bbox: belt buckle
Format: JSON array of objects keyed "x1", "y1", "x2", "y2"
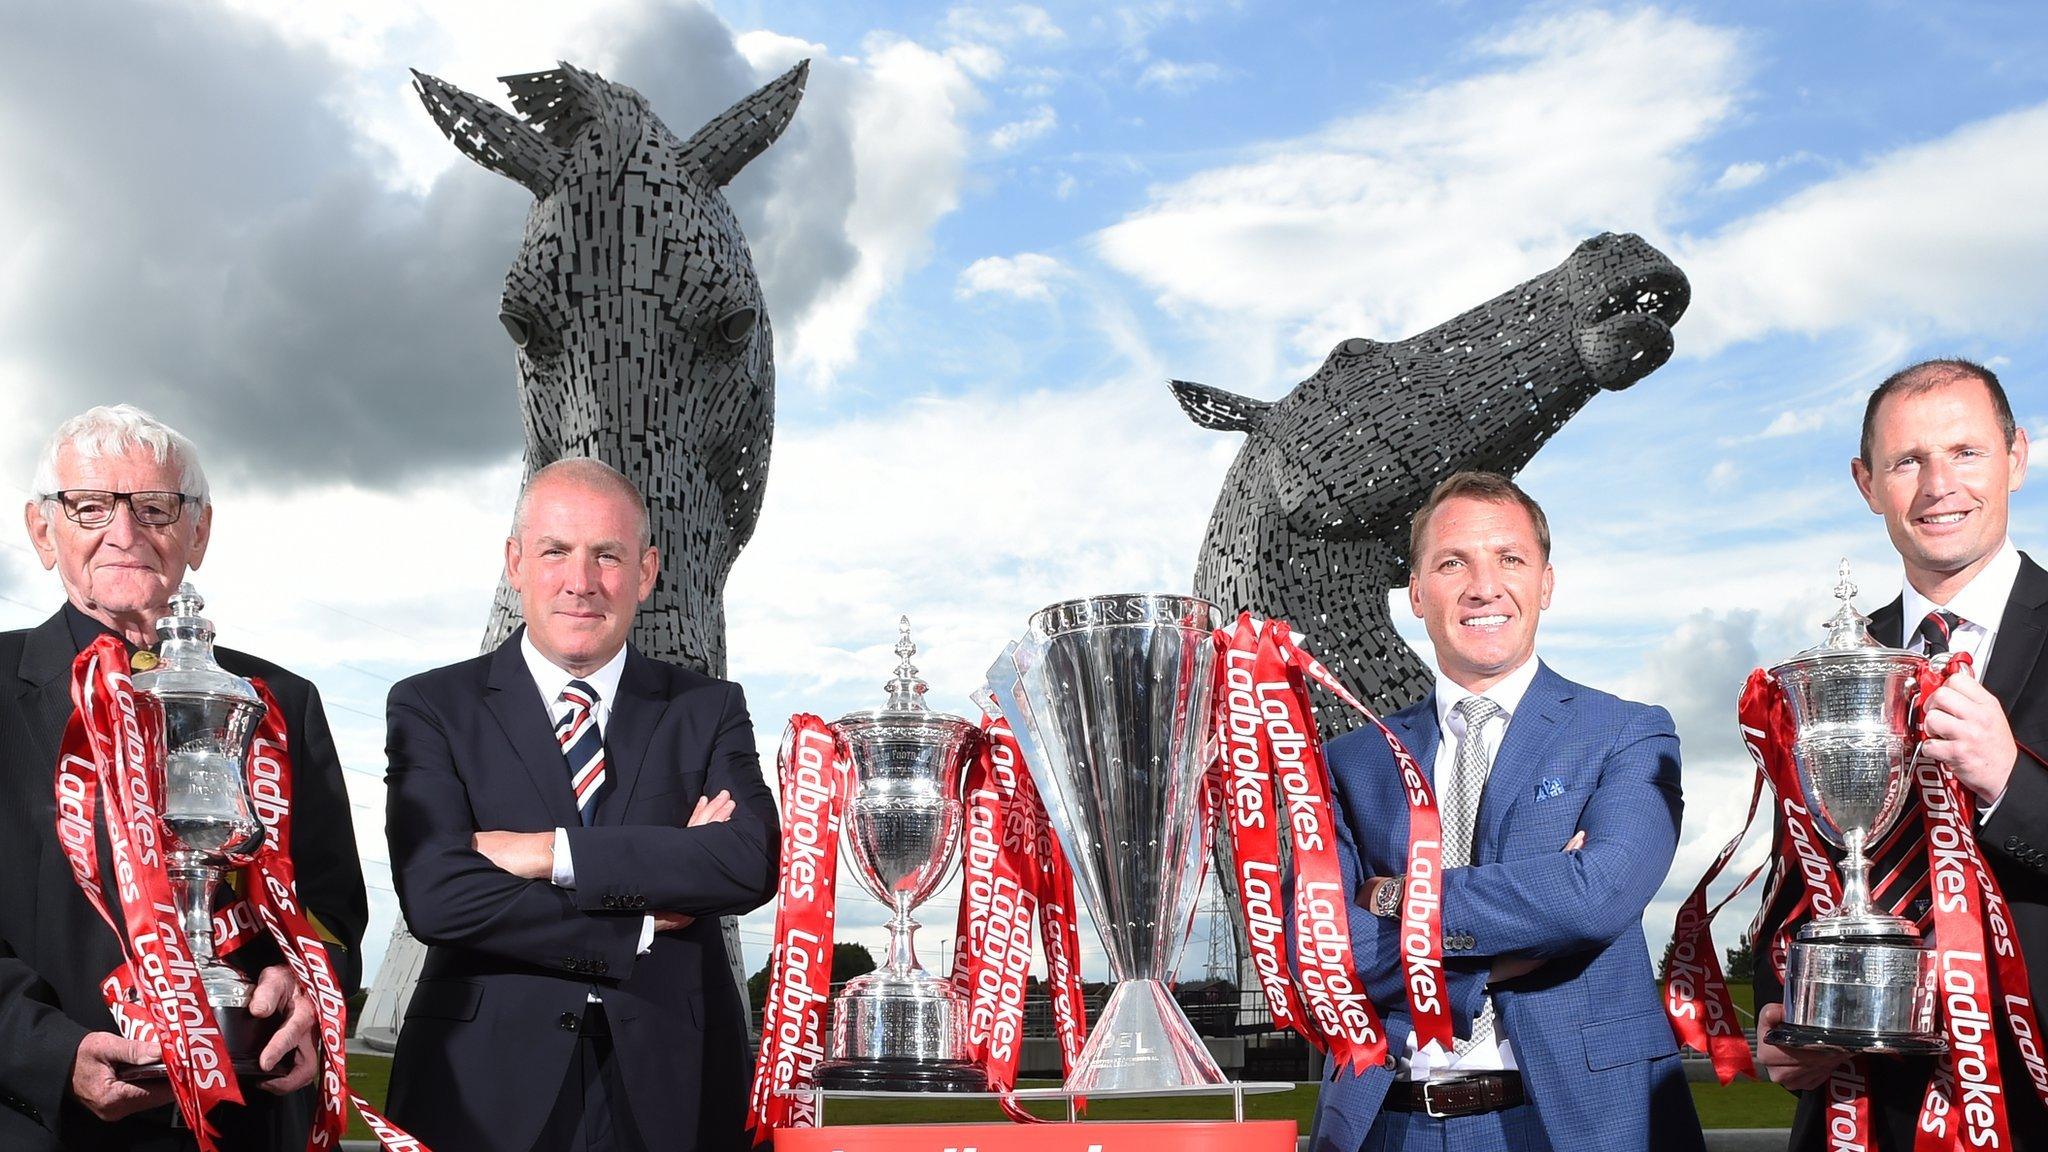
[{"x1": 1421, "y1": 1078, "x2": 1458, "y2": 1119}]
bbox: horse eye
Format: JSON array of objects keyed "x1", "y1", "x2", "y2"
[
  {"x1": 716, "y1": 306, "x2": 757, "y2": 345},
  {"x1": 498, "y1": 310, "x2": 532, "y2": 349}
]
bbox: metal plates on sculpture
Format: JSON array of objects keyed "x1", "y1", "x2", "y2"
[
  {"x1": 413, "y1": 58, "x2": 806, "y2": 677},
  {"x1": 1176, "y1": 232, "x2": 1690, "y2": 732}
]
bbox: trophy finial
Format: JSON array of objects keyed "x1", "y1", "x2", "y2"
[
  {"x1": 168, "y1": 581, "x2": 204, "y2": 618},
  {"x1": 1819, "y1": 558, "x2": 1878, "y2": 651},
  {"x1": 883, "y1": 615, "x2": 929, "y2": 711}
]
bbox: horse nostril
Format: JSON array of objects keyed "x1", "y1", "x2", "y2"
[
  {"x1": 717, "y1": 306, "x2": 757, "y2": 345},
  {"x1": 499, "y1": 310, "x2": 532, "y2": 349}
]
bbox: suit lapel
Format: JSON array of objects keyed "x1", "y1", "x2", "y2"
[
  {"x1": 17, "y1": 612, "x2": 78, "y2": 792},
  {"x1": 593, "y1": 647, "x2": 673, "y2": 824},
  {"x1": 1475, "y1": 662, "x2": 1574, "y2": 861},
  {"x1": 1868, "y1": 596, "x2": 1905, "y2": 649},
  {"x1": 483, "y1": 630, "x2": 582, "y2": 829},
  {"x1": 1984, "y1": 554, "x2": 2047, "y2": 715}
]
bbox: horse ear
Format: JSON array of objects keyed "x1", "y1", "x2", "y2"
[
  {"x1": 679, "y1": 60, "x2": 809, "y2": 187},
  {"x1": 412, "y1": 69, "x2": 565, "y2": 197},
  {"x1": 1170, "y1": 380, "x2": 1271, "y2": 433}
]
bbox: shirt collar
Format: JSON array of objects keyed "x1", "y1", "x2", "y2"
[
  {"x1": 520, "y1": 629, "x2": 629, "y2": 709},
  {"x1": 1900, "y1": 537, "x2": 2020, "y2": 638},
  {"x1": 1434, "y1": 654, "x2": 1541, "y2": 737}
]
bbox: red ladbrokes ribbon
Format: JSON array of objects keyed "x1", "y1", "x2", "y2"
[
  {"x1": 1657, "y1": 671, "x2": 1784, "y2": 1084},
  {"x1": 747, "y1": 716, "x2": 853, "y2": 1141},
  {"x1": 1217, "y1": 615, "x2": 1439, "y2": 1073},
  {"x1": 57, "y1": 636, "x2": 421, "y2": 1151},
  {"x1": 951, "y1": 715, "x2": 1087, "y2": 1122}
]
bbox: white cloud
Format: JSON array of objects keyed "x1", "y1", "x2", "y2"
[
  {"x1": 990, "y1": 102, "x2": 1058, "y2": 150},
  {"x1": 957, "y1": 252, "x2": 1068, "y2": 301},
  {"x1": 1136, "y1": 58, "x2": 1227, "y2": 93},
  {"x1": 1095, "y1": 8, "x2": 1745, "y2": 358},
  {"x1": 1677, "y1": 102, "x2": 2048, "y2": 353},
  {"x1": 1712, "y1": 159, "x2": 1767, "y2": 192},
  {"x1": 744, "y1": 32, "x2": 984, "y2": 385},
  {"x1": 945, "y1": 4, "x2": 1066, "y2": 46}
]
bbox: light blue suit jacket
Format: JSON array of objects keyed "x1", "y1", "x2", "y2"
[{"x1": 1308, "y1": 661, "x2": 1704, "y2": 1152}]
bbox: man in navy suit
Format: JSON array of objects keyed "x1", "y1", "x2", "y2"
[
  {"x1": 1311, "y1": 471, "x2": 1703, "y2": 1152},
  {"x1": 1755, "y1": 358, "x2": 2046, "y2": 1149},
  {"x1": 383, "y1": 458, "x2": 778, "y2": 1152}
]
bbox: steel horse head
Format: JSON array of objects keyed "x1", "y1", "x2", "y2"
[
  {"x1": 1177, "y1": 232, "x2": 1690, "y2": 735},
  {"x1": 415, "y1": 60, "x2": 808, "y2": 674}
]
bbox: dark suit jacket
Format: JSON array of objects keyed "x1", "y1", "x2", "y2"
[
  {"x1": 1757, "y1": 552, "x2": 2048, "y2": 1150},
  {"x1": 0, "y1": 607, "x2": 369, "y2": 1151},
  {"x1": 1312, "y1": 662, "x2": 1705, "y2": 1152},
  {"x1": 381, "y1": 631, "x2": 778, "y2": 1152}
]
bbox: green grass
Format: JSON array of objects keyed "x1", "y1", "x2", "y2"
[{"x1": 338, "y1": 1056, "x2": 1795, "y2": 1137}]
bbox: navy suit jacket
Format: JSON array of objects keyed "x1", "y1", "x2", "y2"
[
  {"x1": 1310, "y1": 661, "x2": 1704, "y2": 1152},
  {"x1": 383, "y1": 631, "x2": 778, "y2": 1152}
]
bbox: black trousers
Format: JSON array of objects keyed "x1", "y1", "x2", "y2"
[{"x1": 530, "y1": 1003, "x2": 647, "y2": 1152}]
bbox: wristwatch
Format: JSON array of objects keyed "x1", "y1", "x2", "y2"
[{"x1": 1370, "y1": 875, "x2": 1404, "y2": 918}]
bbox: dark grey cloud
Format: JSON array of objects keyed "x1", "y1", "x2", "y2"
[
  {"x1": 0, "y1": 0, "x2": 864, "y2": 490},
  {"x1": 1625, "y1": 608, "x2": 1764, "y2": 766}
]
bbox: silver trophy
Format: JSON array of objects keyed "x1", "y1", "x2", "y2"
[
  {"x1": 126, "y1": 583, "x2": 274, "y2": 1079},
  {"x1": 817, "y1": 618, "x2": 987, "y2": 1092},
  {"x1": 986, "y1": 593, "x2": 1227, "y2": 1092},
  {"x1": 1765, "y1": 562, "x2": 1943, "y2": 1054}
]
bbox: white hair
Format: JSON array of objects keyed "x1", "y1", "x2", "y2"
[
  {"x1": 512, "y1": 457, "x2": 651, "y2": 548},
  {"x1": 31, "y1": 404, "x2": 210, "y2": 506}
]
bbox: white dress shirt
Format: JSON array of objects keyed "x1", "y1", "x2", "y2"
[
  {"x1": 518, "y1": 633, "x2": 655, "y2": 963},
  {"x1": 1398, "y1": 653, "x2": 1543, "y2": 1080},
  {"x1": 1899, "y1": 537, "x2": 2022, "y2": 817}
]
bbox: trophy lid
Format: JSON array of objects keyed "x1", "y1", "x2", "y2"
[
  {"x1": 832, "y1": 616, "x2": 975, "y2": 736},
  {"x1": 132, "y1": 582, "x2": 263, "y2": 706},
  {"x1": 1772, "y1": 560, "x2": 1923, "y2": 676}
]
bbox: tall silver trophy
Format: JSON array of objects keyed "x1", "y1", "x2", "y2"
[
  {"x1": 817, "y1": 619, "x2": 988, "y2": 1091},
  {"x1": 986, "y1": 593, "x2": 1227, "y2": 1091},
  {"x1": 1765, "y1": 563, "x2": 1943, "y2": 1053},
  {"x1": 129, "y1": 583, "x2": 274, "y2": 1077}
]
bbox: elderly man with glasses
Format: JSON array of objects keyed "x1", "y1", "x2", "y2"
[{"x1": 0, "y1": 405, "x2": 367, "y2": 1152}]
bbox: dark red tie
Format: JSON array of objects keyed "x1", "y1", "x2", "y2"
[{"x1": 1913, "y1": 609, "x2": 1965, "y2": 656}]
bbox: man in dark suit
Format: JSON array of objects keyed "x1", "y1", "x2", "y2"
[
  {"x1": 1755, "y1": 358, "x2": 2045, "y2": 1148},
  {"x1": 0, "y1": 405, "x2": 368, "y2": 1151},
  {"x1": 382, "y1": 457, "x2": 778, "y2": 1152},
  {"x1": 1312, "y1": 471, "x2": 1704, "y2": 1152}
]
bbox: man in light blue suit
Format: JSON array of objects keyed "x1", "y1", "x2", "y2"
[{"x1": 1311, "y1": 471, "x2": 1704, "y2": 1152}]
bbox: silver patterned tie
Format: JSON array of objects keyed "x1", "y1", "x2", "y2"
[{"x1": 1445, "y1": 695, "x2": 1502, "y2": 1056}]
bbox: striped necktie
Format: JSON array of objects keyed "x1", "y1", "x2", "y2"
[
  {"x1": 557, "y1": 679, "x2": 607, "y2": 825},
  {"x1": 1446, "y1": 695, "x2": 1502, "y2": 1056},
  {"x1": 1914, "y1": 609, "x2": 1965, "y2": 657}
]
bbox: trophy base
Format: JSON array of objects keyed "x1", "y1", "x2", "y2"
[
  {"x1": 816, "y1": 1057, "x2": 989, "y2": 1093},
  {"x1": 115, "y1": 1057, "x2": 286, "y2": 1085},
  {"x1": 1780, "y1": 934, "x2": 1939, "y2": 1054},
  {"x1": 112, "y1": 1002, "x2": 278, "y2": 1084},
  {"x1": 1064, "y1": 978, "x2": 1226, "y2": 1093},
  {"x1": 1766, "y1": 1022, "x2": 1947, "y2": 1056}
]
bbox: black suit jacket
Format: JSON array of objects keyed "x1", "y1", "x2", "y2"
[
  {"x1": 0, "y1": 608, "x2": 369, "y2": 1151},
  {"x1": 1758, "y1": 552, "x2": 2048, "y2": 1150},
  {"x1": 381, "y1": 631, "x2": 778, "y2": 1152}
]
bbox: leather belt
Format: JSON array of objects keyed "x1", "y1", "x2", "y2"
[{"x1": 1381, "y1": 1072, "x2": 1525, "y2": 1118}]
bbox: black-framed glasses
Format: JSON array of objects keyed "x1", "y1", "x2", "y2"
[{"x1": 44, "y1": 490, "x2": 195, "y2": 529}]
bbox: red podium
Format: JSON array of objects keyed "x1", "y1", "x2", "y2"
[{"x1": 773, "y1": 1119, "x2": 1298, "y2": 1151}]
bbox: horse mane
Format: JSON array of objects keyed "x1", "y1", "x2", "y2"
[{"x1": 498, "y1": 64, "x2": 645, "y2": 149}]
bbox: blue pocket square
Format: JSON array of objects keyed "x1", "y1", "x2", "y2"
[{"x1": 1534, "y1": 777, "x2": 1566, "y2": 801}]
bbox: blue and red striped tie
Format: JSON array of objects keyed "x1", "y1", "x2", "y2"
[{"x1": 557, "y1": 679, "x2": 607, "y2": 825}]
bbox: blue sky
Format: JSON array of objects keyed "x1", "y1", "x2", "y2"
[{"x1": 1, "y1": 0, "x2": 2044, "y2": 992}]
